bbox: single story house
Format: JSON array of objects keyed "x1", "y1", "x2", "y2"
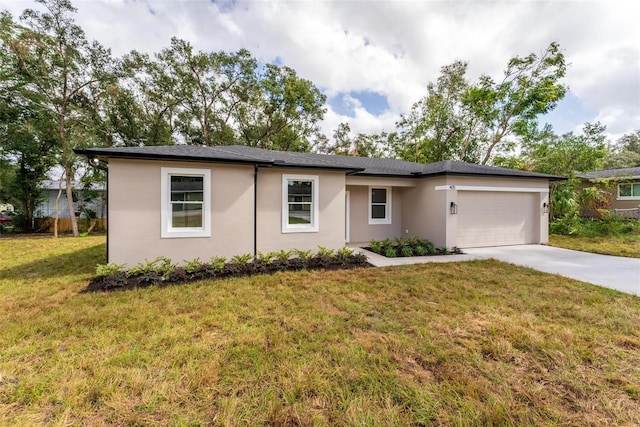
[
  {"x1": 75, "y1": 145, "x2": 562, "y2": 266},
  {"x1": 577, "y1": 166, "x2": 640, "y2": 217},
  {"x1": 37, "y1": 180, "x2": 106, "y2": 219}
]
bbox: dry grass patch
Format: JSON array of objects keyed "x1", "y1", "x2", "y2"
[
  {"x1": 549, "y1": 234, "x2": 640, "y2": 258},
  {"x1": 1, "y1": 236, "x2": 639, "y2": 425}
]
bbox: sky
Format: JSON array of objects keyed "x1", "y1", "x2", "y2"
[{"x1": 2, "y1": 0, "x2": 639, "y2": 144}]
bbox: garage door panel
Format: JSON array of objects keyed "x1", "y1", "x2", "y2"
[{"x1": 457, "y1": 191, "x2": 536, "y2": 248}]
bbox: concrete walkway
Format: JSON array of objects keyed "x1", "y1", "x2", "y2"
[{"x1": 356, "y1": 245, "x2": 640, "y2": 296}]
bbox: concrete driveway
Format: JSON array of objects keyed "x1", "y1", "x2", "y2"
[{"x1": 464, "y1": 245, "x2": 640, "y2": 296}]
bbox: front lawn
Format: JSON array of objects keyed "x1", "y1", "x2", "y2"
[
  {"x1": 549, "y1": 234, "x2": 640, "y2": 258},
  {"x1": 548, "y1": 217, "x2": 640, "y2": 258},
  {"x1": 1, "y1": 236, "x2": 639, "y2": 425}
]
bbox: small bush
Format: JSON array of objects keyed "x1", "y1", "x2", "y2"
[
  {"x1": 400, "y1": 246, "x2": 414, "y2": 257},
  {"x1": 384, "y1": 247, "x2": 397, "y2": 258},
  {"x1": 183, "y1": 258, "x2": 202, "y2": 274},
  {"x1": 96, "y1": 263, "x2": 125, "y2": 277},
  {"x1": 414, "y1": 245, "x2": 427, "y2": 256}
]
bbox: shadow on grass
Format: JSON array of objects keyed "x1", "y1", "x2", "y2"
[{"x1": 0, "y1": 243, "x2": 106, "y2": 280}]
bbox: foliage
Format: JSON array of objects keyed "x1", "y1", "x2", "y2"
[
  {"x1": 127, "y1": 256, "x2": 176, "y2": 279},
  {"x1": 95, "y1": 263, "x2": 126, "y2": 277},
  {"x1": 183, "y1": 258, "x2": 202, "y2": 274},
  {"x1": 606, "y1": 130, "x2": 640, "y2": 168},
  {"x1": 391, "y1": 43, "x2": 567, "y2": 165},
  {"x1": 369, "y1": 237, "x2": 442, "y2": 258},
  {"x1": 86, "y1": 247, "x2": 370, "y2": 291},
  {"x1": 1, "y1": 0, "x2": 118, "y2": 236}
]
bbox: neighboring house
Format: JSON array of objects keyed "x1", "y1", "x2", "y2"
[
  {"x1": 37, "y1": 180, "x2": 106, "y2": 219},
  {"x1": 75, "y1": 145, "x2": 562, "y2": 266},
  {"x1": 577, "y1": 167, "x2": 640, "y2": 217}
]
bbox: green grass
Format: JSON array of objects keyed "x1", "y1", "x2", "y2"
[
  {"x1": 549, "y1": 234, "x2": 640, "y2": 258},
  {"x1": 1, "y1": 236, "x2": 640, "y2": 425}
]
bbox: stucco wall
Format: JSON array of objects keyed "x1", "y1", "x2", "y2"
[
  {"x1": 401, "y1": 176, "x2": 449, "y2": 247},
  {"x1": 108, "y1": 159, "x2": 254, "y2": 266},
  {"x1": 346, "y1": 185, "x2": 403, "y2": 243},
  {"x1": 256, "y1": 168, "x2": 346, "y2": 252}
]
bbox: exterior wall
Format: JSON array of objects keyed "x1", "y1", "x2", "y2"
[
  {"x1": 346, "y1": 185, "x2": 403, "y2": 243},
  {"x1": 401, "y1": 176, "x2": 449, "y2": 247},
  {"x1": 256, "y1": 168, "x2": 346, "y2": 252},
  {"x1": 108, "y1": 159, "x2": 254, "y2": 266}
]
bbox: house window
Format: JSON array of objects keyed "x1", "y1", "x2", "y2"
[
  {"x1": 282, "y1": 174, "x2": 319, "y2": 233},
  {"x1": 618, "y1": 183, "x2": 640, "y2": 200},
  {"x1": 161, "y1": 167, "x2": 211, "y2": 238},
  {"x1": 369, "y1": 187, "x2": 391, "y2": 224}
]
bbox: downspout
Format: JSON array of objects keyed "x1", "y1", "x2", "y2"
[
  {"x1": 87, "y1": 156, "x2": 109, "y2": 263},
  {"x1": 253, "y1": 164, "x2": 258, "y2": 258}
]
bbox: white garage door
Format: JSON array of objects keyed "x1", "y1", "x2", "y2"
[{"x1": 456, "y1": 191, "x2": 537, "y2": 248}]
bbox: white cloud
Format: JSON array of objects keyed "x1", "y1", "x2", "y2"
[{"x1": 3, "y1": 0, "x2": 639, "y2": 142}]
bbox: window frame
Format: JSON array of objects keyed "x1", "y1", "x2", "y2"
[
  {"x1": 161, "y1": 167, "x2": 211, "y2": 238},
  {"x1": 617, "y1": 182, "x2": 640, "y2": 200},
  {"x1": 282, "y1": 174, "x2": 319, "y2": 233},
  {"x1": 368, "y1": 186, "x2": 392, "y2": 225}
]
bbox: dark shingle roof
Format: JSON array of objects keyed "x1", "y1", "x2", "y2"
[
  {"x1": 75, "y1": 145, "x2": 563, "y2": 180},
  {"x1": 578, "y1": 167, "x2": 640, "y2": 180}
]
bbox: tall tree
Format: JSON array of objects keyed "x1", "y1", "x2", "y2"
[
  {"x1": 235, "y1": 64, "x2": 326, "y2": 151},
  {"x1": 392, "y1": 43, "x2": 567, "y2": 165},
  {"x1": 2, "y1": 0, "x2": 117, "y2": 236},
  {"x1": 606, "y1": 130, "x2": 640, "y2": 168}
]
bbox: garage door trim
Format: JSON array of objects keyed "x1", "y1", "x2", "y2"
[{"x1": 435, "y1": 185, "x2": 548, "y2": 193}]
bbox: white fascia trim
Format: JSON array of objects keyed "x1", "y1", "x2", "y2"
[
  {"x1": 282, "y1": 174, "x2": 319, "y2": 233},
  {"x1": 161, "y1": 167, "x2": 211, "y2": 238},
  {"x1": 435, "y1": 185, "x2": 549, "y2": 193},
  {"x1": 368, "y1": 186, "x2": 392, "y2": 225}
]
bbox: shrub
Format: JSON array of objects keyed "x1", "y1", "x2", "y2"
[
  {"x1": 96, "y1": 263, "x2": 125, "y2": 277},
  {"x1": 183, "y1": 258, "x2": 202, "y2": 274},
  {"x1": 209, "y1": 256, "x2": 226, "y2": 272},
  {"x1": 128, "y1": 256, "x2": 175, "y2": 279},
  {"x1": 293, "y1": 249, "x2": 313, "y2": 261},
  {"x1": 370, "y1": 240, "x2": 384, "y2": 254},
  {"x1": 414, "y1": 245, "x2": 427, "y2": 256},
  {"x1": 384, "y1": 247, "x2": 397, "y2": 258},
  {"x1": 400, "y1": 246, "x2": 414, "y2": 257}
]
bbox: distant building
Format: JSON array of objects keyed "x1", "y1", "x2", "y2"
[{"x1": 36, "y1": 180, "x2": 106, "y2": 219}]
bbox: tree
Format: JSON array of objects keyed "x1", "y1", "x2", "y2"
[
  {"x1": 0, "y1": 11, "x2": 56, "y2": 230},
  {"x1": 318, "y1": 122, "x2": 388, "y2": 157},
  {"x1": 392, "y1": 43, "x2": 567, "y2": 165},
  {"x1": 606, "y1": 130, "x2": 640, "y2": 168},
  {"x1": 2, "y1": 0, "x2": 117, "y2": 236},
  {"x1": 235, "y1": 64, "x2": 326, "y2": 151},
  {"x1": 393, "y1": 61, "x2": 483, "y2": 163}
]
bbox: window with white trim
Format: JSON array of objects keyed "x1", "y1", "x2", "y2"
[
  {"x1": 618, "y1": 183, "x2": 640, "y2": 200},
  {"x1": 282, "y1": 174, "x2": 319, "y2": 233},
  {"x1": 369, "y1": 187, "x2": 391, "y2": 224},
  {"x1": 161, "y1": 167, "x2": 211, "y2": 238}
]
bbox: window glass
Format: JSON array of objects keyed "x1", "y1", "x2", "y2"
[
  {"x1": 371, "y1": 205, "x2": 386, "y2": 219},
  {"x1": 170, "y1": 176, "x2": 204, "y2": 228},
  {"x1": 633, "y1": 183, "x2": 640, "y2": 197},
  {"x1": 371, "y1": 188, "x2": 387, "y2": 204},
  {"x1": 370, "y1": 187, "x2": 390, "y2": 223},
  {"x1": 288, "y1": 180, "x2": 313, "y2": 226},
  {"x1": 619, "y1": 184, "x2": 632, "y2": 197}
]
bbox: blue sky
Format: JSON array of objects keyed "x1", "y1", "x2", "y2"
[{"x1": 3, "y1": 0, "x2": 638, "y2": 143}]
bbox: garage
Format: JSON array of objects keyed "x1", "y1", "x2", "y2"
[{"x1": 456, "y1": 191, "x2": 538, "y2": 248}]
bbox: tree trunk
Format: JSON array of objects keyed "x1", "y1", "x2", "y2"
[
  {"x1": 65, "y1": 170, "x2": 79, "y2": 237},
  {"x1": 54, "y1": 177, "x2": 63, "y2": 238}
]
